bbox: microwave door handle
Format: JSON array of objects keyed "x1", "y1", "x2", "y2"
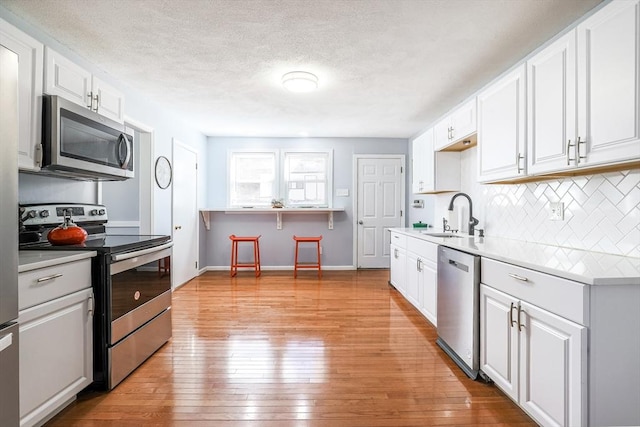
[{"x1": 118, "y1": 134, "x2": 132, "y2": 169}]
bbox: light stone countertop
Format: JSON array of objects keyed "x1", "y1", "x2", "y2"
[
  {"x1": 18, "y1": 251, "x2": 97, "y2": 273},
  {"x1": 390, "y1": 228, "x2": 640, "y2": 286}
]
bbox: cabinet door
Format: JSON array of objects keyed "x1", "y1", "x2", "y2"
[
  {"x1": 518, "y1": 301, "x2": 586, "y2": 427},
  {"x1": 389, "y1": 244, "x2": 406, "y2": 295},
  {"x1": 405, "y1": 251, "x2": 421, "y2": 309},
  {"x1": 480, "y1": 284, "x2": 519, "y2": 402},
  {"x1": 420, "y1": 258, "x2": 437, "y2": 326},
  {"x1": 18, "y1": 288, "x2": 93, "y2": 427},
  {"x1": 0, "y1": 19, "x2": 43, "y2": 171},
  {"x1": 577, "y1": 0, "x2": 640, "y2": 167},
  {"x1": 478, "y1": 64, "x2": 527, "y2": 182},
  {"x1": 527, "y1": 31, "x2": 577, "y2": 175},
  {"x1": 450, "y1": 98, "x2": 476, "y2": 142},
  {"x1": 433, "y1": 117, "x2": 452, "y2": 151},
  {"x1": 44, "y1": 47, "x2": 92, "y2": 109},
  {"x1": 411, "y1": 129, "x2": 431, "y2": 193},
  {"x1": 93, "y1": 76, "x2": 125, "y2": 123},
  {"x1": 422, "y1": 129, "x2": 435, "y2": 192}
]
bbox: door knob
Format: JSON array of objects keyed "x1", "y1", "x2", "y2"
[{"x1": 358, "y1": 220, "x2": 363, "y2": 225}]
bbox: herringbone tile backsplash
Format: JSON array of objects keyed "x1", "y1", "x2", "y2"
[{"x1": 435, "y1": 148, "x2": 640, "y2": 258}]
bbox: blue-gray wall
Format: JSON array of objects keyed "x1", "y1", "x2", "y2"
[{"x1": 202, "y1": 137, "x2": 409, "y2": 268}]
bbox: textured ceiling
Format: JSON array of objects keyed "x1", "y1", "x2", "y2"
[{"x1": 1, "y1": 0, "x2": 602, "y2": 138}]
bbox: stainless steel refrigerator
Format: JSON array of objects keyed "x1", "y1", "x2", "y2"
[{"x1": 0, "y1": 44, "x2": 20, "y2": 426}]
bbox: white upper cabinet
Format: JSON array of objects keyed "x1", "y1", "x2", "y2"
[
  {"x1": 412, "y1": 129, "x2": 430, "y2": 193},
  {"x1": 412, "y1": 128, "x2": 460, "y2": 194},
  {"x1": 0, "y1": 18, "x2": 44, "y2": 171},
  {"x1": 44, "y1": 47, "x2": 125, "y2": 123},
  {"x1": 527, "y1": 32, "x2": 577, "y2": 175},
  {"x1": 434, "y1": 98, "x2": 477, "y2": 151},
  {"x1": 576, "y1": 0, "x2": 640, "y2": 167},
  {"x1": 478, "y1": 64, "x2": 527, "y2": 182},
  {"x1": 528, "y1": 0, "x2": 640, "y2": 175}
]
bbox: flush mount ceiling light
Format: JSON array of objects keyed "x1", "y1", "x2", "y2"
[{"x1": 282, "y1": 71, "x2": 318, "y2": 93}]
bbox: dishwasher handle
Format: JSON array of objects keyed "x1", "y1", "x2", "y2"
[{"x1": 447, "y1": 258, "x2": 469, "y2": 273}]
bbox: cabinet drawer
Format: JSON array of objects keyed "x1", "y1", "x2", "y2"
[
  {"x1": 407, "y1": 237, "x2": 438, "y2": 262},
  {"x1": 19, "y1": 259, "x2": 92, "y2": 310},
  {"x1": 481, "y1": 257, "x2": 587, "y2": 324},
  {"x1": 390, "y1": 232, "x2": 407, "y2": 248}
]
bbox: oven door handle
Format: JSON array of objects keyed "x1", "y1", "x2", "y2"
[{"x1": 111, "y1": 241, "x2": 173, "y2": 262}]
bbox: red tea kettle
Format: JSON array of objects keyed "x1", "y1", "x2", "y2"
[{"x1": 47, "y1": 211, "x2": 88, "y2": 245}]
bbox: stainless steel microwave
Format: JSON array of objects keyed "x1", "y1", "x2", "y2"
[{"x1": 42, "y1": 95, "x2": 134, "y2": 180}]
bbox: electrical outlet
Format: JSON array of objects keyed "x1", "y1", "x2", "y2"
[{"x1": 549, "y1": 202, "x2": 564, "y2": 221}]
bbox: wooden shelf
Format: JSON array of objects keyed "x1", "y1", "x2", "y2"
[{"x1": 199, "y1": 208, "x2": 345, "y2": 230}]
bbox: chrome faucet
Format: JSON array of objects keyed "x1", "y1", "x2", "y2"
[{"x1": 448, "y1": 192, "x2": 479, "y2": 236}]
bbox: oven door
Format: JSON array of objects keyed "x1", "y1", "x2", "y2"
[{"x1": 109, "y1": 242, "x2": 172, "y2": 345}]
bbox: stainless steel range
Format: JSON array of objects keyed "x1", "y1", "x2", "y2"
[{"x1": 19, "y1": 203, "x2": 172, "y2": 390}]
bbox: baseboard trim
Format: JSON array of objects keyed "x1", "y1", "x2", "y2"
[{"x1": 199, "y1": 265, "x2": 357, "y2": 274}]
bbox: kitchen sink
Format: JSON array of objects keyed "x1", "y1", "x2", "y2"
[{"x1": 419, "y1": 232, "x2": 464, "y2": 238}]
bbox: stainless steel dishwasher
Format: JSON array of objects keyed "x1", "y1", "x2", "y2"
[{"x1": 436, "y1": 246, "x2": 480, "y2": 379}]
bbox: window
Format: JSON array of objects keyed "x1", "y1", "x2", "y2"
[
  {"x1": 228, "y1": 149, "x2": 332, "y2": 208},
  {"x1": 283, "y1": 152, "x2": 329, "y2": 207},
  {"x1": 229, "y1": 151, "x2": 277, "y2": 207}
]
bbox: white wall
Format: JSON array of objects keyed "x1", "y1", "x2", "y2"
[{"x1": 429, "y1": 147, "x2": 639, "y2": 258}]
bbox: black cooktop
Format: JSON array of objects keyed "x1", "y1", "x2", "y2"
[{"x1": 20, "y1": 234, "x2": 171, "y2": 255}]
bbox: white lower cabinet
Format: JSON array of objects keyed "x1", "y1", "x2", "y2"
[
  {"x1": 18, "y1": 257, "x2": 94, "y2": 427},
  {"x1": 417, "y1": 253, "x2": 437, "y2": 326},
  {"x1": 389, "y1": 231, "x2": 407, "y2": 296},
  {"x1": 389, "y1": 231, "x2": 437, "y2": 326},
  {"x1": 19, "y1": 288, "x2": 93, "y2": 427},
  {"x1": 480, "y1": 284, "x2": 586, "y2": 427},
  {"x1": 389, "y1": 243, "x2": 406, "y2": 296}
]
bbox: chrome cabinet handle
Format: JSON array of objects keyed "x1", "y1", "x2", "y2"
[
  {"x1": 416, "y1": 258, "x2": 422, "y2": 272},
  {"x1": 509, "y1": 302, "x2": 517, "y2": 328},
  {"x1": 394, "y1": 248, "x2": 398, "y2": 259},
  {"x1": 516, "y1": 153, "x2": 524, "y2": 174},
  {"x1": 92, "y1": 94, "x2": 99, "y2": 112},
  {"x1": 567, "y1": 139, "x2": 576, "y2": 165},
  {"x1": 36, "y1": 273, "x2": 63, "y2": 283},
  {"x1": 517, "y1": 306, "x2": 525, "y2": 331},
  {"x1": 450, "y1": 126, "x2": 455, "y2": 140},
  {"x1": 88, "y1": 295, "x2": 94, "y2": 317},
  {"x1": 577, "y1": 136, "x2": 587, "y2": 164},
  {"x1": 508, "y1": 273, "x2": 528, "y2": 282},
  {"x1": 87, "y1": 92, "x2": 93, "y2": 109}
]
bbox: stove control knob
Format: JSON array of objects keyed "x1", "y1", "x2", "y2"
[
  {"x1": 90, "y1": 209, "x2": 98, "y2": 216},
  {"x1": 39, "y1": 210, "x2": 49, "y2": 218},
  {"x1": 26, "y1": 210, "x2": 37, "y2": 219},
  {"x1": 98, "y1": 209, "x2": 106, "y2": 215}
]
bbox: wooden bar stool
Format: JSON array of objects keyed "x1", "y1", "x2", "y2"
[
  {"x1": 229, "y1": 235, "x2": 261, "y2": 277},
  {"x1": 293, "y1": 235, "x2": 322, "y2": 278}
]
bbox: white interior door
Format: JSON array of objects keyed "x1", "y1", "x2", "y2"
[
  {"x1": 355, "y1": 156, "x2": 404, "y2": 268},
  {"x1": 172, "y1": 140, "x2": 198, "y2": 289}
]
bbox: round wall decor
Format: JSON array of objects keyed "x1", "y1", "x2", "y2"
[{"x1": 155, "y1": 156, "x2": 172, "y2": 189}]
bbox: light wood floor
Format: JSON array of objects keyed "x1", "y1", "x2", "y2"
[{"x1": 48, "y1": 270, "x2": 535, "y2": 426}]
